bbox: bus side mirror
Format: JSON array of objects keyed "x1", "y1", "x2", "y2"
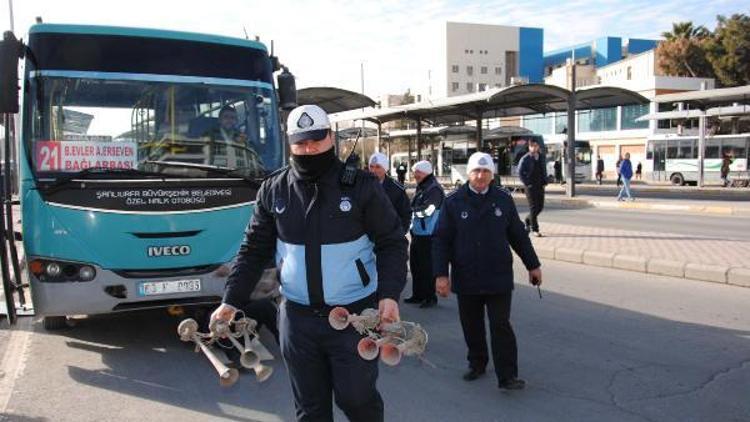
[
  {"x1": 276, "y1": 67, "x2": 297, "y2": 111},
  {"x1": 0, "y1": 31, "x2": 23, "y2": 114}
]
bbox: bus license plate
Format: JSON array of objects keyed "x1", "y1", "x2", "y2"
[{"x1": 138, "y1": 279, "x2": 201, "y2": 296}]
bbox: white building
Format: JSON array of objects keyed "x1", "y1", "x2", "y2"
[
  {"x1": 422, "y1": 22, "x2": 544, "y2": 99},
  {"x1": 532, "y1": 49, "x2": 715, "y2": 179}
]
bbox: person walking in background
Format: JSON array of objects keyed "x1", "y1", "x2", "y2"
[
  {"x1": 406, "y1": 160, "x2": 445, "y2": 308},
  {"x1": 396, "y1": 161, "x2": 408, "y2": 185},
  {"x1": 635, "y1": 162, "x2": 642, "y2": 180},
  {"x1": 553, "y1": 159, "x2": 563, "y2": 185},
  {"x1": 617, "y1": 153, "x2": 634, "y2": 201},
  {"x1": 518, "y1": 138, "x2": 548, "y2": 237},
  {"x1": 721, "y1": 154, "x2": 733, "y2": 187},
  {"x1": 433, "y1": 152, "x2": 543, "y2": 391},
  {"x1": 596, "y1": 155, "x2": 604, "y2": 185},
  {"x1": 616, "y1": 156, "x2": 623, "y2": 187}
]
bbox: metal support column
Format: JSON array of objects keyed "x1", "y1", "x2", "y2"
[
  {"x1": 475, "y1": 113, "x2": 482, "y2": 150},
  {"x1": 566, "y1": 57, "x2": 577, "y2": 198},
  {"x1": 376, "y1": 122, "x2": 382, "y2": 153},
  {"x1": 416, "y1": 118, "x2": 422, "y2": 161},
  {"x1": 698, "y1": 112, "x2": 705, "y2": 188}
]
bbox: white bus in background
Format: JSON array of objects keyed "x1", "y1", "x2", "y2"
[
  {"x1": 543, "y1": 139, "x2": 593, "y2": 182},
  {"x1": 646, "y1": 134, "x2": 749, "y2": 185}
]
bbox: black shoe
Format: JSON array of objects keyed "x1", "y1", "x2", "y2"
[
  {"x1": 419, "y1": 297, "x2": 437, "y2": 308},
  {"x1": 463, "y1": 368, "x2": 485, "y2": 381},
  {"x1": 498, "y1": 377, "x2": 526, "y2": 390},
  {"x1": 404, "y1": 296, "x2": 422, "y2": 304}
]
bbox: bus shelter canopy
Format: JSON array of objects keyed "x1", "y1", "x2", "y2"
[
  {"x1": 330, "y1": 84, "x2": 649, "y2": 125},
  {"x1": 654, "y1": 85, "x2": 750, "y2": 108},
  {"x1": 297, "y1": 87, "x2": 376, "y2": 114}
]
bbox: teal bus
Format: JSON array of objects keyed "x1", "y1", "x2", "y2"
[{"x1": 12, "y1": 24, "x2": 293, "y2": 328}]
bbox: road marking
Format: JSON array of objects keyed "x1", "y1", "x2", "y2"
[{"x1": 0, "y1": 318, "x2": 33, "y2": 414}]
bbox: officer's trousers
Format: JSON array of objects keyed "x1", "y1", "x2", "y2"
[
  {"x1": 409, "y1": 234, "x2": 436, "y2": 301},
  {"x1": 524, "y1": 187, "x2": 545, "y2": 233},
  {"x1": 279, "y1": 301, "x2": 383, "y2": 422},
  {"x1": 457, "y1": 292, "x2": 518, "y2": 382}
]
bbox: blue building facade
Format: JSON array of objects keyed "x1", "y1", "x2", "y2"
[{"x1": 543, "y1": 37, "x2": 658, "y2": 73}]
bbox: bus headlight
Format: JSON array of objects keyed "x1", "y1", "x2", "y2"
[
  {"x1": 46, "y1": 262, "x2": 62, "y2": 277},
  {"x1": 79, "y1": 265, "x2": 96, "y2": 281}
]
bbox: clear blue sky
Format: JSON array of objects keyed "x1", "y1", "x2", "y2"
[{"x1": 2, "y1": 0, "x2": 746, "y2": 99}]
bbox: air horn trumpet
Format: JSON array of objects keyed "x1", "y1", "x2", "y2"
[
  {"x1": 328, "y1": 307, "x2": 380, "y2": 332},
  {"x1": 327, "y1": 307, "x2": 429, "y2": 365},
  {"x1": 178, "y1": 318, "x2": 239, "y2": 387}
]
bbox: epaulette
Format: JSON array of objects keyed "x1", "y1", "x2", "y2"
[
  {"x1": 264, "y1": 165, "x2": 289, "y2": 181},
  {"x1": 494, "y1": 185, "x2": 513, "y2": 196}
]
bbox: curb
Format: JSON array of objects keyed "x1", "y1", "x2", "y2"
[
  {"x1": 511, "y1": 194, "x2": 749, "y2": 216},
  {"x1": 533, "y1": 244, "x2": 747, "y2": 288}
]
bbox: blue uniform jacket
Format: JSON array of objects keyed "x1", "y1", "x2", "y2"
[
  {"x1": 410, "y1": 174, "x2": 445, "y2": 237},
  {"x1": 432, "y1": 184, "x2": 541, "y2": 295},
  {"x1": 381, "y1": 176, "x2": 411, "y2": 235},
  {"x1": 223, "y1": 160, "x2": 407, "y2": 308}
]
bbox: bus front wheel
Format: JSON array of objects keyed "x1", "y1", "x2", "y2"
[
  {"x1": 43, "y1": 316, "x2": 69, "y2": 330},
  {"x1": 670, "y1": 173, "x2": 685, "y2": 186}
]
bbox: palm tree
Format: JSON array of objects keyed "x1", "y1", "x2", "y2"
[{"x1": 662, "y1": 21, "x2": 710, "y2": 41}]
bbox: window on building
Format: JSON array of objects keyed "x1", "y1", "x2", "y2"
[
  {"x1": 494, "y1": 83, "x2": 502, "y2": 88},
  {"x1": 522, "y1": 114, "x2": 554, "y2": 135},
  {"x1": 621, "y1": 104, "x2": 649, "y2": 130},
  {"x1": 578, "y1": 107, "x2": 617, "y2": 132},
  {"x1": 480, "y1": 66, "x2": 487, "y2": 74},
  {"x1": 465, "y1": 49, "x2": 469, "y2": 54},
  {"x1": 470, "y1": 49, "x2": 474, "y2": 54},
  {"x1": 495, "y1": 67, "x2": 502, "y2": 75},
  {"x1": 452, "y1": 82, "x2": 459, "y2": 92},
  {"x1": 466, "y1": 82, "x2": 474, "y2": 92},
  {"x1": 478, "y1": 83, "x2": 487, "y2": 92},
  {"x1": 467, "y1": 66, "x2": 473, "y2": 76},
  {"x1": 452, "y1": 65, "x2": 459, "y2": 73},
  {"x1": 555, "y1": 112, "x2": 568, "y2": 134},
  {"x1": 627, "y1": 67, "x2": 632, "y2": 80}
]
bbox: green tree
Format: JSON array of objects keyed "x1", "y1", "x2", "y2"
[
  {"x1": 704, "y1": 13, "x2": 750, "y2": 87},
  {"x1": 661, "y1": 21, "x2": 710, "y2": 40},
  {"x1": 657, "y1": 21, "x2": 714, "y2": 78}
]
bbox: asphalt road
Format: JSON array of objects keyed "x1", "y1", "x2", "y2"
[
  {"x1": 1, "y1": 260, "x2": 749, "y2": 422},
  {"x1": 517, "y1": 206, "x2": 750, "y2": 241}
]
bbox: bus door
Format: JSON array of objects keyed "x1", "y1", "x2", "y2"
[{"x1": 653, "y1": 141, "x2": 667, "y2": 173}]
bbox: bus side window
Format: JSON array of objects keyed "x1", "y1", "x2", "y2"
[{"x1": 705, "y1": 143, "x2": 720, "y2": 159}]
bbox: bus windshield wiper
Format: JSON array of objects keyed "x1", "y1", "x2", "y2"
[
  {"x1": 143, "y1": 160, "x2": 261, "y2": 187},
  {"x1": 43, "y1": 167, "x2": 167, "y2": 191}
]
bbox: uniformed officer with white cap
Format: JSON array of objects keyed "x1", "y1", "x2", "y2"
[
  {"x1": 433, "y1": 152, "x2": 542, "y2": 391},
  {"x1": 212, "y1": 104, "x2": 407, "y2": 421},
  {"x1": 406, "y1": 160, "x2": 445, "y2": 308},
  {"x1": 368, "y1": 152, "x2": 411, "y2": 234}
]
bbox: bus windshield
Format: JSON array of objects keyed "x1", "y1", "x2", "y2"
[{"x1": 27, "y1": 75, "x2": 281, "y2": 181}]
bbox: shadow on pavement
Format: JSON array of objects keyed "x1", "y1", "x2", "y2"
[{"x1": 6, "y1": 280, "x2": 750, "y2": 422}]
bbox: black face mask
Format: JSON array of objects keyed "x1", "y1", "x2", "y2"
[{"x1": 290, "y1": 147, "x2": 336, "y2": 181}]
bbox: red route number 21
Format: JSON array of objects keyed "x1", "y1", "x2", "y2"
[{"x1": 35, "y1": 141, "x2": 62, "y2": 171}]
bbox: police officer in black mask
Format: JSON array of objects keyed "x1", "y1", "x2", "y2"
[{"x1": 212, "y1": 105, "x2": 407, "y2": 421}]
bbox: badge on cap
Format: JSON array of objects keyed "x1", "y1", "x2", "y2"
[
  {"x1": 340, "y1": 199, "x2": 352, "y2": 212},
  {"x1": 461, "y1": 211, "x2": 468, "y2": 219},
  {"x1": 479, "y1": 157, "x2": 488, "y2": 165},
  {"x1": 297, "y1": 112, "x2": 314, "y2": 129}
]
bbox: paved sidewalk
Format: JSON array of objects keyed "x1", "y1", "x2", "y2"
[{"x1": 530, "y1": 222, "x2": 750, "y2": 287}]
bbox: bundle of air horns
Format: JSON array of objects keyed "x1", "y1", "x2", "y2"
[
  {"x1": 328, "y1": 307, "x2": 428, "y2": 366},
  {"x1": 177, "y1": 315, "x2": 274, "y2": 387}
]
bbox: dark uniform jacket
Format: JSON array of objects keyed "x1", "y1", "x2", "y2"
[
  {"x1": 381, "y1": 176, "x2": 411, "y2": 234},
  {"x1": 223, "y1": 159, "x2": 407, "y2": 308},
  {"x1": 432, "y1": 184, "x2": 541, "y2": 295},
  {"x1": 410, "y1": 174, "x2": 445, "y2": 237},
  {"x1": 518, "y1": 153, "x2": 548, "y2": 188}
]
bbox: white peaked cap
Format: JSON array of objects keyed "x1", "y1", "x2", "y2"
[
  {"x1": 412, "y1": 160, "x2": 433, "y2": 175},
  {"x1": 368, "y1": 152, "x2": 389, "y2": 169},
  {"x1": 466, "y1": 152, "x2": 496, "y2": 174}
]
